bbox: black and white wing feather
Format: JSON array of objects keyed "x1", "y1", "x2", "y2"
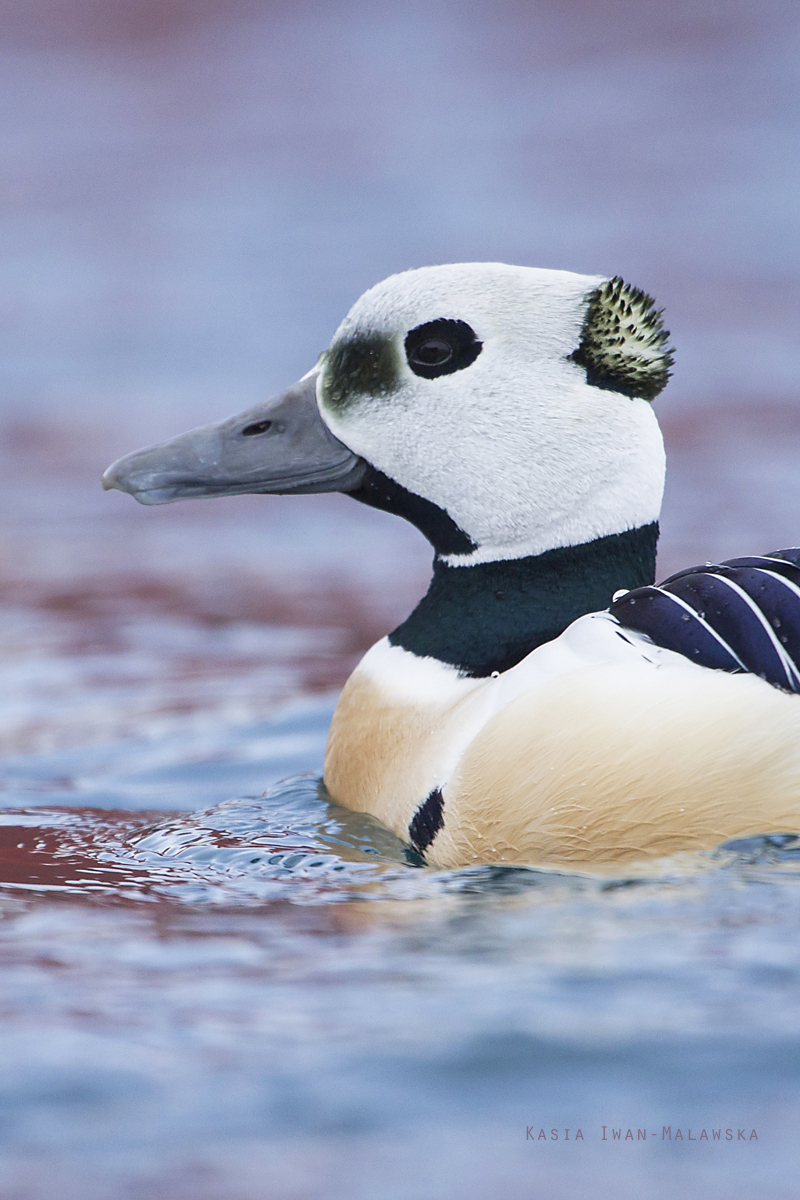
[{"x1": 609, "y1": 549, "x2": 800, "y2": 692}]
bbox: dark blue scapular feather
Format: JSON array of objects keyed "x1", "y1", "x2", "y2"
[{"x1": 609, "y1": 548, "x2": 800, "y2": 691}]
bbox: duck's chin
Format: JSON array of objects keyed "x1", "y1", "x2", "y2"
[{"x1": 323, "y1": 377, "x2": 666, "y2": 566}]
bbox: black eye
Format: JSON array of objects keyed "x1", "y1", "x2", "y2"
[
  {"x1": 404, "y1": 319, "x2": 482, "y2": 379},
  {"x1": 241, "y1": 419, "x2": 272, "y2": 437},
  {"x1": 413, "y1": 339, "x2": 453, "y2": 366}
]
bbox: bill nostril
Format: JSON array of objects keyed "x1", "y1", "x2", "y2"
[{"x1": 241, "y1": 420, "x2": 272, "y2": 437}]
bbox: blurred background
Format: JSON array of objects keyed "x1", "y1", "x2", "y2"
[
  {"x1": 1, "y1": 6, "x2": 800, "y2": 1199},
  {"x1": 1, "y1": 0, "x2": 799, "y2": 758}
]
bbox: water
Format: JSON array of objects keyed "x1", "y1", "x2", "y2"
[
  {"x1": 4, "y1": 709, "x2": 800, "y2": 1200},
  {"x1": 2, "y1": 766, "x2": 800, "y2": 1197},
  {"x1": 2, "y1": 0, "x2": 800, "y2": 1195}
]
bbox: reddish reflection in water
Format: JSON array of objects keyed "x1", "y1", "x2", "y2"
[
  {"x1": 1, "y1": 0, "x2": 798, "y2": 763},
  {"x1": 0, "y1": 776, "x2": 412, "y2": 901},
  {"x1": 0, "y1": 809, "x2": 157, "y2": 893},
  {"x1": 1, "y1": 2, "x2": 799, "y2": 1194}
]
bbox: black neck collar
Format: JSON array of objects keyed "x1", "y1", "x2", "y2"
[
  {"x1": 348, "y1": 465, "x2": 477, "y2": 556},
  {"x1": 388, "y1": 524, "x2": 659, "y2": 677}
]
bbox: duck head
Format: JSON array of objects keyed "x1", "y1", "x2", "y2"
[{"x1": 103, "y1": 263, "x2": 672, "y2": 565}]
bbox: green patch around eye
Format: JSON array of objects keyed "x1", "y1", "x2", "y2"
[{"x1": 321, "y1": 332, "x2": 401, "y2": 413}]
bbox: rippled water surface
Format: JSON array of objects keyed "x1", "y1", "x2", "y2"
[
  {"x1": 3, "y1": 766, "x2": 800, "y2": 1198},
  {"x1": 2, "y1": 0, "x2": 800, "y2": 1195}
]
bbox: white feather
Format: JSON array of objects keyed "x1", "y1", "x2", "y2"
[{"x1": 318, "y1": 263, "x2": 665, "y2": 563}]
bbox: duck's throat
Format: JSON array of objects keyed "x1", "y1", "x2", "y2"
[{"x1": 389, "y1": 523, "x2": 659, "y2": 677}]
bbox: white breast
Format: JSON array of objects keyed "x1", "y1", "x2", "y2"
[{"x1": 323, "y1": 611, "x2": 706, "y2": 843}]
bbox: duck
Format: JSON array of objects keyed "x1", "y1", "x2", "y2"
[{"x1": 102, "y1": 262, "x2": 800, "y2": 870}]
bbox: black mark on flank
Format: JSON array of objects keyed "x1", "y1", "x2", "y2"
[{"x1": 409, "y1": 788, "x2": 445, "y2": 854}]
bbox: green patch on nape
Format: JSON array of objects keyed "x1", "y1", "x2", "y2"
[
  {"x1": 569, "y1": 276, "x2": 674, "y2": 402},
  {"x1": 321, "y1": 331, "x2": 401, "y2": 413}
]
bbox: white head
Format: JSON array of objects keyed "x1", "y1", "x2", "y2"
[
  {"x1": 103, "y1": 261, "x2": 672, "y2": 572},
  {"x1": 318, "y1": 263, "x2": 671, "y2": 564}
]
